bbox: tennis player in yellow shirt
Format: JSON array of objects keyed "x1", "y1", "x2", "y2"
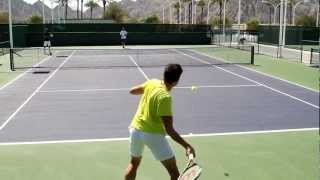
[{"x1": 124, "y1": 64, "x2": 196, "y2": 180}]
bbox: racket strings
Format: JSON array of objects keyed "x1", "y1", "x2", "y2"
[{"x1": 179, "y1": 163, "x2": 202, "y2": 180}]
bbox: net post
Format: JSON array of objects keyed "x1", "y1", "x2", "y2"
[
  {"x1": 310, "y1": 48, "x2": 313, "y2": 64},
  {"x1": 257, "y1": 32, "x2": 260, "y2": 54},
  {"x1": 251, "y1": 46, "x2": 254, "y2": 65},
  {"x1": 300, "y1": 40, "x2": 303, "y2": 63},
  {"x1": 9, "y1": 48, "x2": 15, "y2": 71},
  {"x1": 311, "y1": 48, "x2": 316, "y2": 65}
]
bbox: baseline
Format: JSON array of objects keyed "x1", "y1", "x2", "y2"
[{"x1": 0, "y1": 128, "x2": 316, "y2": 146}]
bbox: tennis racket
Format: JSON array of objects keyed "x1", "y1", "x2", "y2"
[{"x1": 178, "y1": 154, "x2": 202, "y2": 180}]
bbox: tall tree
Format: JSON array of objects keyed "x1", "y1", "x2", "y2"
[
  {"x1": 102, "y1": 0, "x2": 107, "y2": 16},
  {"x1": 288, "y1": 0, "x2": 297, "y2": 25},
  {"x1": 81, "y1": 0, "x2": 84, "y2": 19},
  {"x1": 29, "y1": 14, "x2": 43, "y2": 24},
  {"x1": 212, "y1": 0, "x2": 229, "y2": 28},
  {"x1": 104, "y1": 1, "x2": 127, "y2": 23},
  {"x1": 262, "y1": 0, "x2": 279, "y2": 24},
  {"x1": 85, "y1": 0, "x2": 99, "y2": 19},
  {"x1": 77, "y1": 0, "x2": 79, "y2": 19},
  {"x1": 55, "y1": 0, "x2": 69, "y2": 20},
  {"x1": 144, "y1": 14, "x2": 160, "y2": 24},
  {"x1": 296, "y1": 15, "x2": 316, "y2": 26},
  {"x1": 198, "y1": 0, "x2": 206, "y2": 24},
  {"x1": 173, "y1": 2, "x2": 180, "y2": 23},
  {"x1": 0, "y1": 12, "x2": 9, "y2": 24},
  {"x1": 64, "y1": 0, "x2": 68, "y2": 20},
  {"x1": 269, "y1": 0, "x2": 280, "y2": 23},
  {"x1": 206, "y1": 0, "x2": 214, "y2": 24},
  {"x1": 189, "y1": 0, "x2": 193, "y2": 23},
  {"x1": 182, "y1": 0, "x2": 191, "y2": 24}
]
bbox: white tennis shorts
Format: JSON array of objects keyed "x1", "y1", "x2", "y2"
[
  {"x1": 129, "y1": 128, "x2": 174, "y2": 161},
  {"x1": 43, "y1": 41, "x2": 51, "y2": 47}
]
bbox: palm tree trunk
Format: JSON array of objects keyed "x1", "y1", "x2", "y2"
[
  {"x1": 201, "y1": 7, "x2": 204, "y2": 24},
  {"x1": 77, "y1": 0, "x2": 79, "y2": 19},
  {"x1": 81, "y1": 0, "x2": 83, "y2": 19},
  {"x1": 219, "y1": 2, "x2": 222, "y2": 29},
  {"x1": 177, "y1": 8, "x2": 180, "y2": 23},
  {"x1": 184, "y1": 4, "x2": 187, "y2": 24},
  {"x1": 289, "y1": 4, "x2": 292, "y2": 25},
  {"x1": 65, "y1": 1, "x2": 68, "y2": 20},
  {"x1": 189, "y1": 2, "x2": 192, "y2": 24},
  {"x1": 269, "y1": 6, "x2": 272, "y2": 25},
  {"x1": 278, "y1": 6, "x2": 280, "y2": 24}
]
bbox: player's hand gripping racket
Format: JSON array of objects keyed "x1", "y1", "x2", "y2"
[{"x1": 178, "y1": 154, "x2": 202, "y2": 180}]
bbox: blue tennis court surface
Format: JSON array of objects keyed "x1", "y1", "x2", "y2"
[{"x1": 0, "y1": 48, "x2": 318, "y2": 143}]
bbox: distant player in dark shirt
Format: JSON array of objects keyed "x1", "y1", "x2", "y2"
[{"x1": 43, "y1": 29, "x2": 52, "y2": 55}]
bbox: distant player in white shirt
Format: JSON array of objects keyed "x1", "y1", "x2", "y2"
[{"x1": 120, "y1": 27, "x2": 128, "y2": 48}]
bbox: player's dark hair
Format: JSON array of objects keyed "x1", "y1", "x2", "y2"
[{"x1": 164, "y1": 64, "x2": 183, "y2": 84}]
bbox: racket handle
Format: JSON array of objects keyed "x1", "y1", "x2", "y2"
[{"x1": 188, "y1": 153, "x2": 194, "y2": 160}]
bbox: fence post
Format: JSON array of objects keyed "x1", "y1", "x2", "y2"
[
  {"x1": 9, "y1": 48, "x2": 14, "y2": 71},
  {"x1": 251, "y1": 46, "x2": 255, "y2": 65}
]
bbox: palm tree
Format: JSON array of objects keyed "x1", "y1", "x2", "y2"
[
  {"x1": 212, "y1": 0, "x2": 229, "y2": 29},
  {"x1": 64, "y1": 0, "x2": 68, "y2": 20},
  {"x1": 189, "y1": 0, "x2": 194, "y2": 23},
  {"x1": 85, "y1": 0, "x2": 99, "y2": 19},
  {"x1": 81, "y1": 0, "x2": 84, "y2": 19},
  {"x1": 269, "y1": 0, "x2": 280, "y2": 24},
  {"x1": 198, "y1": 0, "x2": 206, "y2": 24},
  {"x1": 182, "y1": 0, "x2": 191, "y2": 24},
  {"x1": 266, "y1": 1, "x2": 273, "y2": 24},
  {"x1": 263, "y1": 0, "x2": 279, "y2": 24},
  {"x1": 174, "y1": 2, "x2": 180, "y2": 23},
  {"x1": 77, "y1": 0, "x2": 79, "y2": 19},
  {"x1": 206, "y1": 0, "x2": 214, "y2": 24},
  {"x1": 287, "y1": 0, "x2": 297, "y2": 25},
  {"x1": 216, "y1": 0, "x2": 223, "y2": 28},
  {"x1": 55, "y1": 0, "x2": 69, "y2": 20},
  {"x1": 103, "y1": 1, "x2": 127, "y2": 23},
  {"x1": 102, "y1": 0, "x2": 107, "y2": 16}
]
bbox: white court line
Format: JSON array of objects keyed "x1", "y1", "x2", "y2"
[
  {"x1": 38, "y1": 85, "x2": 261, "y2": 93},
  {"x1": 128, "y1": 55, "x2": 149, "y2": 80},
  {"x1": 0, "y1": 51, "x2": 76, "y2": 131},
  {"x1": 176, "y1": 84, "x2": 261, "y2": 89},
  {"x1": 0, "y1": 55, "x2": 53, "y2": 91},
  {"x1": 0, "y1": 128, "x2": 317, "y2": 146},
  {"x1": 39, "y1": 88, "x2": 131, "y2": 93},
  {"x1": 176, "y1": 50, "x2": 319, "y2": 109},
  {"x1": 189, "y1": 49, "x2": 319, "y2": 93}
]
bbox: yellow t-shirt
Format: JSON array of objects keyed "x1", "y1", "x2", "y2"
[{"x1": 130, "y1": 79, "x2": 172, "y2": 134}]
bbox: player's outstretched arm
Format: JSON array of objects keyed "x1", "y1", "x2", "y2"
[
  {"x1": 162, "y1": 116, "x2": 195, "y2": 157},
  {"x1": 129, "y1": 84, "x2": 144, "y2": 95}
]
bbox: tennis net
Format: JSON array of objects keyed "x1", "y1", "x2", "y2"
[
  {"x1": 0, "y1": 41, "x2": 9, "y2": 56},
  {"x1": 10, "y1": 45, "x2": 255, "y2": 71}
]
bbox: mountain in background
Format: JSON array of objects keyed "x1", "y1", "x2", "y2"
[
  {"x1": 0, "y1": 0, "x2": 317, "y2": 24},
  {"x1": 120, "y1": 0, "x2": 163, "y2": 20}
]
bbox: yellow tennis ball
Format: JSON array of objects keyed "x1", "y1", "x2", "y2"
[{"x1": 191, "y1": 86, "x2": 198, "y2": 92}]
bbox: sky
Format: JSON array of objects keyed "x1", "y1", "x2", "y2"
[{"x1": 22, "y1": 0, "x2": 121, "y2": 10}]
